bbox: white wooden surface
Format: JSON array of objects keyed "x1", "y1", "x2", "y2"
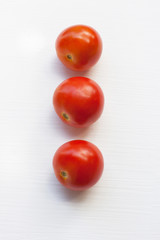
[{"x1": 0, "y1": 0, "x2": 160, "y2": 239}]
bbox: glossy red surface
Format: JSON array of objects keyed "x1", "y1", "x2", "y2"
[
  {"x1": 56, "y1": 25, "x2": 102, "y2": 71},
  {"x1": 53, "y1": 77, "x2": 104, "y2": 128},
  {"x1": 53, "y1": 140, "x2": 104, "y2": 191}
]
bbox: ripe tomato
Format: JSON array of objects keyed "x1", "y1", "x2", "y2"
[
  {"x1": 53, "y1": 77, "x2": 104, "y2": 128},
  {"x1": 53, "y1": 140, "x2": 104, "y2": 191},
  {"x1": 55, "y1": 25, "x2": 102, "y2": 71}
]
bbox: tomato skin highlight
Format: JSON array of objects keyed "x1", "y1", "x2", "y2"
[
  {"x1": 53, "y1": 140, "x2": 104, "y2": 191},
  {"x1": 53, "y1": 77, "x2": 104, "y2": 128},
  {"x1": 55, "y1": 25, "x2": 102, "y2": 71}
]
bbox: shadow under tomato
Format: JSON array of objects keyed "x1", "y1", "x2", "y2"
[
  {"x1": 52, "y1": 57, "x2": 95, "y2": 80},
  {"x1": 49, "y1": 173, "x2": 92, "y2": 202},
  {"x1": 50, "y1": 110, "x2": 93, "y2": 139}
]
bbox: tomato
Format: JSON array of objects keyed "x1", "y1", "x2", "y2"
[
  {"x1": 55, "y1": 25, "x2": 102, "y2": 71},
  {"x1": 53, "y1": 140, "x2": 104, "y2": 191},
  {"x1": 53, "y1": 77, "x2": 104, "y2": 128}
]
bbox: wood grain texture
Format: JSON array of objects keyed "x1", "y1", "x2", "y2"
[{"x1": 0, "y1": 0, "x2": 160, "y2": 239}]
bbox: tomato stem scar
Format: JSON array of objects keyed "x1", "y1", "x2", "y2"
[
  {"x1": 60, "y1": 171, "x2": 68, "y2": 179},
  {"x1": 66, "y1": 54, "x2": 72, "y2": 60},
  {"x1": 62, "y1": 112, "x2": 69, "y2": 120}
]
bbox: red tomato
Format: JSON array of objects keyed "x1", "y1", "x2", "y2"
[
  {"x1": 55, "y1": 25, "x2": 102, "y2": 71},
  {"x1": 53, "y1": 77, "x2": 104, "y2": 128},
  {"x1": 53, "y1": 140, "x2": 104, "y2": 191}
]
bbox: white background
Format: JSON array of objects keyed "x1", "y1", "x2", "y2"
[{"x1": 0, "y1": 0, "x2": 160, "y2": 239}]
